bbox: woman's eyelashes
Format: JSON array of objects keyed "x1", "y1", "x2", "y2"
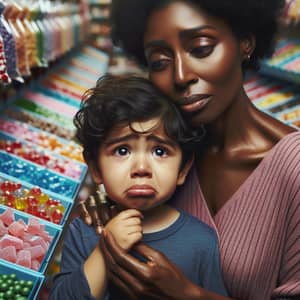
[
  {"x1": 147, "y1": 43, "x2": 216, "y2": 71},
  {"x1": 149, "y1": 60, "x2": 167, "y2": 72},
  {"x1": 148, "y1": 55, "x2": 170, "y2": 72},
  {"x1": 190, "y1": 44, "x2": 214, "y2": 58}
]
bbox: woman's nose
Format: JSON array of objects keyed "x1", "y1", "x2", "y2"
[{"x1": 174, "y1": 53, "x2": 198, "y2": 88}]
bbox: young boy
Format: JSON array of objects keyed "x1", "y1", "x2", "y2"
[{"x1": 49, "y1": 75, "x2": 228, "y2": 300}]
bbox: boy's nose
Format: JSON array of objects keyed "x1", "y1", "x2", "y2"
[{"x1": 131, "y1": 155, "x2": 152, "y2": 178}]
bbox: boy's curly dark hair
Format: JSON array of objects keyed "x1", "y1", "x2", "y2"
[
  {"x1": 74, "y1": 74, "x2": 202, "y2": 167},
  {"x1": 111, "y1": 0, "x2": 285, "y2": 70}
]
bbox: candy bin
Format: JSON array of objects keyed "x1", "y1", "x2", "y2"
[
  {"x1": 0, "y1": 151, "x2": 80, "y2": 200},
  {"x1": 0, "y1": 174, "x2": 73, "y2": 226},
  {"x1": 0, "y1": 258, "x2": 44, "y2": 300},
  {"x1": 0, "y1": 205, "x2": 62, "y2": 274}
]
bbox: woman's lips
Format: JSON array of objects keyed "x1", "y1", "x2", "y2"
[
  {"x1": 126, "y1": 185, "x2": 156, "y2": 197},
  {"x1": 180, "y1": 95, "x2": 212, "y2": 113}
]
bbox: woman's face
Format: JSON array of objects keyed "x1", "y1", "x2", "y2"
[{"x1": 143, "y1": 1, "x2": 246, "y2": 127}]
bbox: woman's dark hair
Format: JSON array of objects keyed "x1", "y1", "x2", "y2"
[
  {"x1": 74, "y1": 74, "x2": 202, "y2": 167},
  {"x1": 111, "y1": 0, "x2": 285, "y2": 70}
]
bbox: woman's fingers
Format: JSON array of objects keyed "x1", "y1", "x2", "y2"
[
  {"x1": 99, "y1": 232, "x2": 138, "y2": 297},
  {"x1": 102, "y1": 230, "x2": 191, "y2": 300},
  {"x1": 134, "y1": 242, "x2": 164, "y2": 264},
  {"x1": 100, "y1": 231, "x2": 149, "y2": 299},
  {"x1": 103, "y1": 229, "x2": 150, "y2": 276}
]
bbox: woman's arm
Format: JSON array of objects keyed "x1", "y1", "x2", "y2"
[
  {"x1": 100, "y1": 230, "x2": 233, "y2": 300},
  {"x1": 271, "y1": 187, "x2": 300, "y2": 299}
]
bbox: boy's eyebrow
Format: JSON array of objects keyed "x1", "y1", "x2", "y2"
[
  {"x1": 103, "y1": 134, "x2": 135, "y2": 146},
  {"x1": 147, "y1": 135, "x2": 178, "y2": 148},
  {"x1": 103, "y1": 133, "x2": 178, "y2": 148}
]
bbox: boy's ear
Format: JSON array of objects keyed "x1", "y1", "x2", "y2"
[
  {"x1": 87, "y1": 162, "x2": 102, "y2": 185},
  {"x1": 177, "y1": 156, "x2": 194, "y2": 186}
]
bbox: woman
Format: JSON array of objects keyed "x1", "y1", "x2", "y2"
[{"x1": 79, "y1": 1, "x2": 300, "y2": 299}]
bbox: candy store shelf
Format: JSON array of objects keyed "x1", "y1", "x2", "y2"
[
  {"x1": 260, "y1": 39, "x2": 300, "y2": 84},
  {"x1": 0, "y1": 45, "x2": 110, "y2": 299},
  {"x1": 244, "y1": 72, "x2": 300, "y2": 129}
]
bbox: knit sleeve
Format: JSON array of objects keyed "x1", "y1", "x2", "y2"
[{"x1": 271, "y1": 133, "x2": 300, "y2": 299}]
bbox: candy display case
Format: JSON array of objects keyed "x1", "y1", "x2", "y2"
[
  {"x1": 1, "y1": 105, "x2": 75, "y2": 141},
  {"x1": 0, "y1": 0, "x2": 109, "y2": 297},
  {"x1": 11, "y1": 98, "x2": 75, "y2": 133},
  {"x1": 0, "y1": 132, "x2": 87, "y2": 182},
  {"x1": 0, "y1": 205, "x2": 62, "y2": 274},
  {"x1": 0, "y1": 43, "x2": 110, "y2": 298},
  {"x1": 0, "y1": 151, "x2": 80, "y2": 201},
  {"x1": 0, "y1": 172, "x2": 74, "y2": 227},
  {"x1": 0, "y1": 259, "x2": 44, "y2": 300},
  {"x1": 0, "y1": 117, "x2": 85, "y2": 163},
  {"x1": 244, "y1": 72, "x2": 300, "y2": 129},
  {"x1": 260, "y1": 39, "x2": 300, "y2": 84}
]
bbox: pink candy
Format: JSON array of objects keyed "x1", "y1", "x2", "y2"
[
  {"x1": 16, "y1": 249, "x2": 31, "y2": 268},
  {"x1": 0, "y1": 208, "x2": 52, "y2": 270},
  {"x1": 0, "y1": 246, "x2": 17, "y2": 263},
  {"x1": 8, "y1": 220, "x2": 26, "y2": 237},
  {"x1": 0, "y1": 234, "x2": 24, "y2": 250},
  {"x1": 0, "y1": 207, "x2": 14, "y2": 225}
]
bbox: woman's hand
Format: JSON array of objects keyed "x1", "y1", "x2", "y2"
[
  {"x1": 100, "y1": 229, "x2": 207, "y2": 300},
  {"x1": 104, "y1": 209, "x2": 143, "y2": 251}
]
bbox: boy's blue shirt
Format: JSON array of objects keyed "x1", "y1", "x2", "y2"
[{"x1": 49, "y1": 210, "x2": 228, "y2": 299}]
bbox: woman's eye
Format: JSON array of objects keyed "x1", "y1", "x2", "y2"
[
  {"x1": 115, "y1": 147, "x2": 129, "y2": 156},
  {"x1": 191, "y1": 45, "x2": 214, "y2": 58},
  {"x1": 153, "y1": 147, "x2": 168, "y2": 157},
  {"x1": 148, "y1": 59, "x2": 169, "y2": 72}
]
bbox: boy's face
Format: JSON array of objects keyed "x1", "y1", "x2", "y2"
[{"x1": 91, "y1": 118, "x2": 191, "y2": 211}]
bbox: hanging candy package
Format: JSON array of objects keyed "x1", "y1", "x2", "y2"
[
  {"x1": 19, "y1": 5, "x2": 39, "y2": 69},
  {"x1": 30, "y1": 6, "x2": 47, "y2": 68},
  {"x1": 0, "y1": 33, "x2": 11, "y2": 85},
  {"x1": 0, "y1": 2, "x2": 22, "y2": 83},
  {"x1": 4, "y1": 3, "x2": 31, "y2": 77}
]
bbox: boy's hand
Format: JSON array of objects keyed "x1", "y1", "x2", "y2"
[{"x1": 104, "y1": 209, "x2": 143, "y2": 251}]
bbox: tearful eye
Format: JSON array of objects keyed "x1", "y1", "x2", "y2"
[
  {"x1": 153, "y1": 147, "x2": 167, "y2": 157},
  {"x1": 115, "y1": 147, "x2": 129, "y2": 156}
]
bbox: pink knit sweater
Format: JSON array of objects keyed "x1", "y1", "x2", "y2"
[{"x1": 172, "y1": 131, "x2": 300, "y2": 300}]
